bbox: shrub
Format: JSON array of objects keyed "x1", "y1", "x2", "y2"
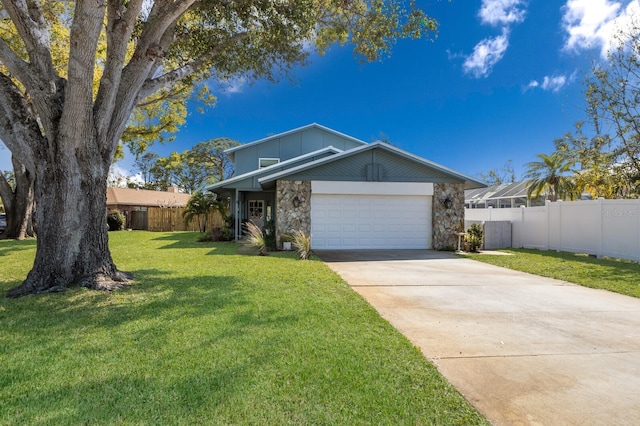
[
  {"x1": 263, "y1": 220, "x2": 276, "y2": 251},
  {"x1": 107, "y1": 210, "x2": 125, "y2": 231},
  {"x1": 280, "y1": 232, "x2": 295, "y2": 243},
  {"x1": 219, "y1": 227, "x2": 234, "y2": 241},
  {"x1": 292, "y1": 230, "x2": 311, "y2": 260},
  {"x1": 465, "y1": 223, "x2": 484, "y2": 252},
  {"x1": 197, "y1": 227, "x2": 234, "y2": 242}
]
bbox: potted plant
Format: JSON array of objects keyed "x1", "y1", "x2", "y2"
[{"x1": 465, "y1": 223, "x2": 484, "y2": 252}]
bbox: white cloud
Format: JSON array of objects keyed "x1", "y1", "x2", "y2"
[
  {"x1": 479, "y1": 0, "x2": 528, "y2": 26},
  {"x1": 461, "y1": 1, "x2": 528, "y2": 78},
  {"x1": 562, "y1": 0, "x2": 640, "y2": 57},
  {"x1": 220, "y1": 76, "x2": 247, "y2": 95},
  {"x1": 526, "y1": 72, "x2": 576, "y2": 92},
  {"x1": 463, "y1": 30, "x2": 510, "y2": 78},
  {"x1": 541, "y1": 75, "x2": 568, "y2": 92}
]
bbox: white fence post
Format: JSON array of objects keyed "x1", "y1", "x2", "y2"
[
  {"x1": 597, "y1": 198, "x2": 604, "y2": 259},
  {"x1": 519, "y1": 205, "x2": 525, "y2": 248},
  {"x1": 545, "y1": 200, "x2": 551, "y2": 250},
  {"x1": 558, "y1": 200, "x2": 563, "y2": 253},
  {"x1": 637, "y1": 197, "x2": 640, "y2": 262}
]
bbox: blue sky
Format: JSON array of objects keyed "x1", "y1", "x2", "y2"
[{"x1": 2, "y1": 0, "x2": 639, "y2": 182}]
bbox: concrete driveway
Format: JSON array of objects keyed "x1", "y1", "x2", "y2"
[{"x1": 315, "y1": 249, "x2": 640, "y2": 426}]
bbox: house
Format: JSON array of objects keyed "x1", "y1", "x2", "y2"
[
  {"x1": 464, "y1": 181, "x2": 590, "y2": 209},
  {"x1": 206, "y1": 123, "x2": 486, "y2": 250},
  {"x1": 106, "y1": 186, "x2": 192, "y2": 230},
  {"x1": 465, "y1": 181, "x2": 533, "y2": 209}
]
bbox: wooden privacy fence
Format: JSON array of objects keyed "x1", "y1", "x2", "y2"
[{"x1": 147, "y1": 207, "x2": 224, "y2": 232}]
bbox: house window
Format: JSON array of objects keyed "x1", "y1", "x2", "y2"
[
  {"x1": 259, "y1": 158, "x2": 280, "y2": 169},
  {"x1": 248, "y1": 200, "x2": 264, "y2": 219}
]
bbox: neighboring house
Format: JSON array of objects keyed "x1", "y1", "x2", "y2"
[
  {"x1": 106, "y1": 187, "x2": 192, "y2": 230},
  {"x1": 464, "y1": 181, "x2": 590, "y2": 209},
  {"x1": 206, "y1": 123, "x2": 485, "y2": 250},
  {"x1": 465, "y1": 181, "x2": 533, "y2": 209}
]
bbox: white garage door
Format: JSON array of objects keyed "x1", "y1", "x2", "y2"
[{"x1": 311, "y1": 193, "x2": 432, "y2": 249}]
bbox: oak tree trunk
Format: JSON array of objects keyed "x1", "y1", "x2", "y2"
[
  {"x1": 0, "y1": 157, "x2": 36, "y2": 240},
  {"x1": 6, "y1": 146, "x2": 131, "y2": 298}
]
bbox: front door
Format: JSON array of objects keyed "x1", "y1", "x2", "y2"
[{"x1": 248, "y1": 200, "x2": 265, "y2": 228}]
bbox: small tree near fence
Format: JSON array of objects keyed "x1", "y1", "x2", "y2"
[{"x1": 183, "y1": 191, "x2": 226, "y2": 233}]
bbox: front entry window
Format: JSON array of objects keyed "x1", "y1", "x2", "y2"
[{"x1": 248, "y1": 200, "x2": 265, "y2": 220}]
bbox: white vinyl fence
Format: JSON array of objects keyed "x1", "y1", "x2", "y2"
[{"x1": 465, "y1": 199, "x2": 640, "y2": 262}]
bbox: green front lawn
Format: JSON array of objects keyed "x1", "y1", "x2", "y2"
[
  {"x1": 462, "y1": 248, "x2": 640, "y2": 298},
  {"x1": 0, "y1": 232, "x2": 487, "y2": 425}
]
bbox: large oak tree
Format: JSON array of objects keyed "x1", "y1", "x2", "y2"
[{"x1": 0, "y1": 1, "x2": 436, "y2": 297}]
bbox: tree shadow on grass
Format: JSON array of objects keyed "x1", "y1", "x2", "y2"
[
  {"x1": 1, "y1": 269, "x2": 302, "y2": 425},
  {"x1": 1, "y1": 269, "x2": 242, "y2": 330},
  {"x1": 0, "y1": 238, "x2": 36, "y2": 256},
  {"x1": 152, "y1": 233, "x2": 239, "y2": 254},
  {"x1": 152, "y1": 232, "x2": 206, "y2": 249}
]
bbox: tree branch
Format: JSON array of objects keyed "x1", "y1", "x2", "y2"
[
  {"x1": 107, "y1": 0, "x2": 196, "y2": 155},
  {"x1": 95, "y1": 0, "x2": 145, "y2": 142},
  {"x1": 0, "y1": 0, "x2": 56, "y2": 77},
  {"x1": 0, "y1": 37, "x2": 31, "y2": 85},
  {"x1": 59, "y1": 1, "x2": 106, "y2": 153},
  {"x1": 136, "y1": 31, "x2": 250, "y2": 102},
  {"x1": 0, "y1": 1, "x2": 65, "y2": 140},
  {"x1": 0, "y1": 73, "x2": 43, "y2": 172}
]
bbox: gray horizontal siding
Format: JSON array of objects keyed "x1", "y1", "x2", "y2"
[
  {"x1": 222, "y1": 151, "x2": 338, "y2": 190},
  {"x1": 281, "y1": 148, "x2": 465, "y2": 184},
  {"x1": 234, "y1": 128, "x2": 363, "y2": 175}
]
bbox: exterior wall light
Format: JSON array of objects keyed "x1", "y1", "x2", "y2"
[
  {"x1": 292, "y1": 196, "x2": 301, "y2": 208},
  {"x1": 443, "y1": 197, "x2": 453, "y2": 209}
]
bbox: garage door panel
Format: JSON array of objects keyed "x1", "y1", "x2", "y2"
[
  {"x1": 343, "y1": 210, "x2": 357, "y2": 219},
  {"x1": 311, "y1": 193, "x2": 432, "y2": 249}
]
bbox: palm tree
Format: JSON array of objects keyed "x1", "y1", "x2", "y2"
[
  {"x1": 183, "y1": 191, "x2": 224, "y2": 233},
  {"x1": 525, "y1": 152, "x2": 578, "y2": 202}
]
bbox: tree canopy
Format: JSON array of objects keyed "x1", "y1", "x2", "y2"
[
  {"x1": 146, "y1": 138, "x2": 239, "y2": 193},
  {"x1": 577, "y1": 15, "x2": 640, "y2": 197},
  {"x1": 0, "y1": 1, "x2": 438, "y2": 297},
  {"x1": 524, "y1": 152, "x2": 578, "y2": 202},
  {"x1": 525, "y1": 17, "x2": 640, "y2": 200}
]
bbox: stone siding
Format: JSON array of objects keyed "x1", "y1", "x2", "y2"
[
  {"x1": 432, "y1": 183, "x2": 465, "y2": 250},
  {"x1": 276, "y1": 180, "x2": 311, "y2": 248}
]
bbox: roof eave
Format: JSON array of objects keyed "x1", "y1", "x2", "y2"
[
  {"x1": 206, "y1": 145, "x2": 343, "y2": 192},
  {"x1": 258, "y1": 141, "x2": 487, "y2": 189}
]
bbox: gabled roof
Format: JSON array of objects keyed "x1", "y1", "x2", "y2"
[
  {"x1": 106, "y1": 187, "x2": 192, "y2": 207},
  {"x1": 224, "y1": 122, "x2": 367, "y2": 155},
  {"x1": 205, "y1": 145, "x2": 343, "y2": 192},
  {"x1": 258, "y1": 141, "x2": 486, "y2": 190}
]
